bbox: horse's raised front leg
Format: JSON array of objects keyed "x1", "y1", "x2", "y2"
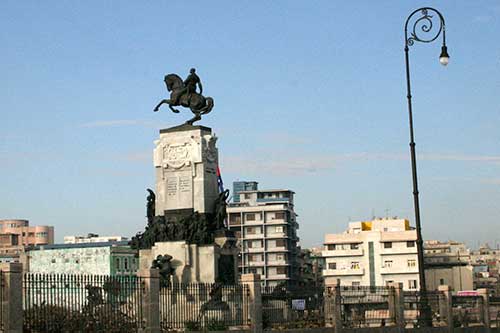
[
  {"x1": 153, "y1": 99, "x2": 169, "y2": 112},
  {"x1": 169, "y1": 104, "x2": 180, "y2": 114}
]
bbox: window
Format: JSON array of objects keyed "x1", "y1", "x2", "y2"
[
  {"x1": 276, "y1": 254, "x2": 285, "y2": 261},
  {"x1": 384, "y1": 242, "x2": 392, "y2": 249},
  {"x1": 124, "y1": 258, "x2": 129, "y2": 270},
  {"x1": 408, "y1": 280, "x2": 417, "y2": 289},
  {"x1": 275, "y1": 226, "x2": 284, "y2": 233},
  {"x1": 246, "y1": 227, "x2": 256, "y2": 235},
  {"x1": 385, "y1": 280, "x2": 394, "y2": 286},
  {"x1": 115, "y1": 258, "x2": 120, "y2": 269},
  {"x1": 277, "y1": 267, "x2": 287, "y2": 275},
  {"x1": 274, "y1": 212, "x2": 285, "y2": 220},
  {"x1": 439, "y1": 278, "x2": 445, "y2": 285},
  {"x1": 275, "y1": 239, "x2": 285, "y2": 248},
  {"x1": 407, "y1": 241, "x2": 415, "y2": 248},
  {"x1": 327, "y1": 244, "x2": 336, "y2": 251},
  {"x1": 252, "y1": 240, "x2": 262, "y2": 248},
  {"x1": 244, "y1": 193, "x2": 251, "y2": 199},
  {"x1": 246, "y1": 213, "x2": 255, "y2": 221},
  {"x1": 28, "y1": 232, "x2": 35, "y2": 237},
  {"x1": 350, "y1": 243, "x2": 359, "y2": 250},
  {"x1": 75, "y1": 259, "x2": 80, "y2": 264},
  {"x1": 51, "y1": 259, "x2": 56, "y2": 263},
  {"x1": 352, "y1": 281, "x2": 361, "y2": 287},
  {"x1": 249, "y1": 254, "x2": 262, "y2": 262},
  {"x1": 351, "y1": 262, "x2": 360, "y2": 269},
  {"x1": 383, "y1": 260, "x2": 393, "y2": 268},
  {"x1": 328, "y1": 262, "x2": 337, "y2": 270},
  {"x1": 229, "y1": 214, "x2": 241, "y2": 224},
  {"x1": 407, "y1": 259, "x2": 416, "y2": 268}
]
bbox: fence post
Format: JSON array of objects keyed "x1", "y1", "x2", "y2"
[
  {"x1": 478, "y1": 288, "x2": 491, "y2": 333},
  {"x1": 1, "y1": 262, "x2": 23, "y2": 333},
  {"x1": 438, "y1": 285, "x2": 453, "y2": 333},
  {"x1": 138, "y1": 268, "x2": 161, "y2": 333},
  {"x1": 241, "y1": 273, "x2": 262, "y2": 333},
  {"x1": 333, "y1": 280, "x2": 342, "y2": 333},
  {"x1": 393, "y1": 283, "x2": 405, "y2": 332}
]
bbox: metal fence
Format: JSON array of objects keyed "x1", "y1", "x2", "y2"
[
  {"x1": 23, "y1": 273, "x2": 145, "y2": 332},
  {"x1": 491, "y1": 297, "x2": 500, "y2": 328},
  {"x1": 403, "y1": 290, "x2": 443, "y2": 327},
  {"x1": 159, "y1": 283, "x2": 249, "y2": 331},
  {"x1": 339, "y1": 286, "x2": 392, "y2": 328},
  {"x1": 452, "y1": 295, "x2": 483, "y2": 327},
  {"x1": 0, "y1": 270, "x2": 4, "y2": 331},
  {"x1": 261, "y1": 285, "x2": 325, "y2": 329}
]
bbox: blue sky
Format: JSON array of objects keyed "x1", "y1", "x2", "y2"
[{"x1": 1, "y1": 1, "x2": 499, "y2": 248}]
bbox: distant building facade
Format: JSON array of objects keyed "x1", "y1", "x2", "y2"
[
  {"x1": 232, "y1": 181, "x2": 258, "y2": 203},
  {"x1": 64, "y1": 233, "x2": 128, "y2": 244},
  {"x1": 23, "y1": 241, "x2": 137, "y2": 276},
  {"x1": 322, "y1": 218, "x2": 420, "y2": 290},
  {"x1": 424, "y1": 240, "x2": 473, "y2": 292},
  {"x1": 0, "y1": 219, "x2": 54, "y2": 255},
  {"x1": 227, "y1": 182, "x2": 300, "y2": 287}
]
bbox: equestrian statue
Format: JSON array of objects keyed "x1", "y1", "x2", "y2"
[{"x1": 153, "y1": 68, "x2": 214, "y2": 125}]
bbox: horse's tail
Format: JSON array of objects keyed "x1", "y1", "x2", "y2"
[{"x1": 200, "y1": 97, "x2": 214, "y2": 115}]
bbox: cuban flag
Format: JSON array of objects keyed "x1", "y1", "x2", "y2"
[{"x1": 216, "y1": 166, "x2": 224, "y2": 193}]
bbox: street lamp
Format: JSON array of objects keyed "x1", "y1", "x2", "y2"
[{"x1": 404, "y1": 7, "x2": 448, "y2": 325}]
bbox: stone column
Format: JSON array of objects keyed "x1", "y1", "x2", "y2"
[
  {"x1": 387, "y1": 284, "x2": 396, "y2": 325},
  {"x1": 477, "y1": 288, "x2": 491, "y2": 333},
  {"x1": 393, "y1": 283, "x2": 405, "y2": 332},
  {"x1": 438, "y1": 285, "x2": 453, "y2": 333},
  {"x1": 0, "y1": 262, "x2": 23, "y2": 333},
  {"x1": 324, "y1": 284, "x2": 335, "y2": 327},
  {"x1": 241, "y1": 274, "x2": 262, "y2": 333},
  {"x1": 138, "y1": 268, "x2": 161, "y2": 333}
]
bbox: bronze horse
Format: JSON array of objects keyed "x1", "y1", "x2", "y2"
[{"x1": 153, "y1": 74, "x2": 214, "y2": 125}]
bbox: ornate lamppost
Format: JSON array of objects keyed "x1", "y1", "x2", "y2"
[{"x1": 404, "y1": 7, "x2": 449, "y2": 325}]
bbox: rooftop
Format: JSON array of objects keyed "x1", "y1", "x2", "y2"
[{"x1": 30, "y1": 240, "x2": 130, "y2": 251}]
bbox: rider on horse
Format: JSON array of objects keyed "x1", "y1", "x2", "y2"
[{"x1": 171, "y1": 68, "x2": 203, "y2": 105}]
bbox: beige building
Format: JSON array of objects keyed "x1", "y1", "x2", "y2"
[
  {"x1": 424, "y1": 240, "x2": 473, "y2": 292},
  {"x1": 227, "y1": 187, "x2": 300, "y2": 287},
  {"x1": 322, "y1": 218, "x2": 420, "y2": 290},
  {"x1": 0, "y1": 219, "x2": 54, "y2": 255}
]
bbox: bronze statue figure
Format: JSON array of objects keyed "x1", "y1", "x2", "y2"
[
  {"x1": 153, "y1": 68, "x2": 214, "y2": 125},
  {"x1": 146, "y1": 188, "x2": 155, "y2": 224}
]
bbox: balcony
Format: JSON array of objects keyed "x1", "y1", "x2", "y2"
[
  {"x1": 266, "y1": 274, "x2": 289, "y2": 280},
  {"x1": 266, "y1": 232, "x2": 288, "y2": 239},
  {"x1": 266, "y1": 260, "x2": 289, "y2": 266},
  {"x1": 322, "y1": 248, "x2": 364, "y2": 257},
  {"x1": 322, "y1": 268, "x2": 365, "y2": 276},
  {"x1": 244, "y1": 233, "x2": 263, "y2": 239},
  {"x1": 244, "y1": 261, "x2": 265, "y2": 267},
  {"x1": 267, "y1": 246, "x2": 288, "y2": 252},
  {"x1": 245, "y1": 247, "x2": 264, "y2": 253},
  {"x1": 380, "y1": 247, "x2": 418, "y2": 255},
  {"x1": 380, "y1": 266, "x2": 419, "y2": 275}
]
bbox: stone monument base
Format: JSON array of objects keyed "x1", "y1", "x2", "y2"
[{"x1": 139, "y1": 233, "x2": 238, "y2": 284}]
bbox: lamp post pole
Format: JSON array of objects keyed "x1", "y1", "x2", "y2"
[{"x1": 404, "y1": 7, "x2": 449, "y2": 326}]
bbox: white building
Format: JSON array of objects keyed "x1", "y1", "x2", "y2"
[
  {"x1": 227, "y1": 185, "x2": 300, "y2": 287},
  {"x1": 64, "y1": 233, "x2": 128, "y2": 244},
  {"x1": 322, "y1": 218, "x2": 420, "y2": 290}
]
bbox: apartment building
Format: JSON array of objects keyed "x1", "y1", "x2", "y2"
[
  {"x1": 322, "y1": 218, "x2": 420, "y2": 290},
  {"x1": 0, "y1": 219, "x2": 54, "y2": 255},
  {"x1": 227, "y1": 183, "x2": 300, "y2": 287}
]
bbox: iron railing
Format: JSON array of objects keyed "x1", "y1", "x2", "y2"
[
  {"x1": 403, "y1": 290, "x2": 444, "y2": 327},
  {"x1": 0, "y1": 270, "x2": 4, "y2": 331},
  {"x1": 159, "y1": 282, "x2": 249, "y2": 331},
  {"x1": 23, "y1": 273, "x2": 145, "y2": 332},
  {"x1": 339, "y1": 286, "x2": 393, "y2": 328},
  {"x1": 261, "y1": 285, "x2": 325, "y2": 329},
  {"x1": 452, "y1": 295, "x2": 483, "y2": 327}
]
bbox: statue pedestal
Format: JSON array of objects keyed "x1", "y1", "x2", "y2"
[
  {"x1": 139, "y1": 234, "x2": 238, "y2": 284},
  {"x1": 137, "y1": 124, "x2": 236, "y2": 284},
  {"x1": 154, "y1": 124, "x2": 219, "y2": 216}
]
